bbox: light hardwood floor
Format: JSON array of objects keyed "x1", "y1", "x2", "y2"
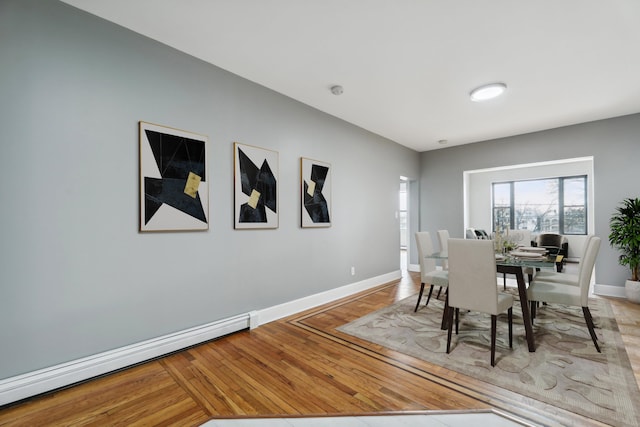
[{"x1": 0, "y1": 272, "x2": 638, "y2": 426}]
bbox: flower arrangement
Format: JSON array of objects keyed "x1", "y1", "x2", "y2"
[{"x1": 494, "y1": 229, "x2": 518, "y2": 253}]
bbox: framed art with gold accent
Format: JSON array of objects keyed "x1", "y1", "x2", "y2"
[
  {"x1": 233, "y1": 142, "x2": 278, "y2": 229},
  {"x1": 139, "y1": 121, "x2": 208, "y2": 231},
  {"x1": 301, "y1": 157, "x2": 331, "y2": 228}
]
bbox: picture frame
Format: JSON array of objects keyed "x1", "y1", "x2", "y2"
[
  {"x1": 233, "y1": 142, "x2": 279, "y2": 229},
  {"x1": 139, "y1": 121, "x2": 209, "y2": 232},
  {"x1": 301, "y1": 157, "x2": 331, "y2": 228}
]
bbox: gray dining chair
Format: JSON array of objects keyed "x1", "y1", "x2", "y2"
[
  {"x1": 532, "y1": 235, "x2": 594, "y2": 286},
  {"x1": 436, "y1": 230, "x2": 450, "y2": 299},
  {"x1": 527, "y1": 236, "x2": 602, "y2": 352},
  {"x1": 501, "y1": 229, "x2": 534, "y2": 290},
  {"x1": 446, "y1": 238, "x2": 514, "y2": 366},
  {"x1": 414, "y1": 232, "x2": 449, "y2": 312},
  {"x1": 436, "y1": 230, "x2": 450, "y2": 270}
]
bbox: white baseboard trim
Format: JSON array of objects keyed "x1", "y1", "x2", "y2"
[
  {"x1": 594, "y1": 283, "x2": 626, "y2": 299},
  {"x1": 0, "y1": 271, "x2": 401, "y2": 407},
  {"x1": 0, "y1": 313, "x2": 251, "y2": 407},
  {"x1": 254, "y1": 270, "x2": 402, "y2": 326}
]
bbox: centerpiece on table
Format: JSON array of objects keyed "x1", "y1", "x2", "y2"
[{"x1": 494, "y1": 229, "x2": 518, "y2": 254}]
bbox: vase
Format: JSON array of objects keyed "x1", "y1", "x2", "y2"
[{"x1": 625, "y1": 279, "x2": 640, "y2": 304}]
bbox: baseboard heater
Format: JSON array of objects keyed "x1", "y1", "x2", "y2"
[{"x1": 0, "y1": 312, "x2": 256, "y2": 407}]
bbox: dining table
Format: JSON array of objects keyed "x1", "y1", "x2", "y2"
[{"x1": 426, "y1": 249, "x2": 559, "y2": 352}]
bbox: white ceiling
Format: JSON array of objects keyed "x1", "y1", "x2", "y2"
[{"x1": 61, "y1": 0, "x2": 640, "y2": 152}]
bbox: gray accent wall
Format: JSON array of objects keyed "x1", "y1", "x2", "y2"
[
  {"x1": 0, "y1": 0, "x2": 419, "y2": 379},
  {"x1": 419, "y1": 113, "x2": 640, "y2": 288}
]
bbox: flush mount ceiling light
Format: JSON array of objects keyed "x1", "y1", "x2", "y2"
[
  {"x1": 470, "y1": 82, "x2": 507, "y2": 102},
  {"x1": 438, "y1": 139, "x2": 448, "y2": 145}
]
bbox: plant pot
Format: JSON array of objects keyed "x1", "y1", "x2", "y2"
[{"x1": 625, "y1": 279, "x2": 640, "y2": 304}]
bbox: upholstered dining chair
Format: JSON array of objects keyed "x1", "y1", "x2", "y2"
[
  {"x1": 527, "y1": 236, "x2": 602, "y2": 352},
  {"x1": 532, "y1": 235, "x2": 594, "y2": 286},
  {"x1": 502, "y1": 229, "x2": 535, "y2": 289},
  {"x1": 446, "y1": 238, "x2": 514, "y2": 367},
  {"x1": 414, "y1": 232, "x2": 449, "y2": 312},
  {"x1": 436, "y1": 230, "x2": 450, "y2": 271},
  {"x1": 536, "y1": 233, "x2": 569, "y2": 257},
  {"x1": 465, "y1": 228, "x2": 477, "y2": 239},
  {"x1": 508, "y1": 229, "x2": 533, "y2": 247},
  {"x1": 435, "y1": 230, "x2": 450, "y2": 300},
  {"x1": 466, "y1": 228, "x2": 489, "y2": 239},
  {"x1": 536, "y1": 233, "x2": 569, "y2": 271}
]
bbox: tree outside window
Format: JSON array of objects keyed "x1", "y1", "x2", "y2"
[{"x1": 492, "y1": 176, "x2": 586, "y2": 235}]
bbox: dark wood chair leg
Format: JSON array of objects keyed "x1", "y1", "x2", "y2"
[
  {"x1": 436, "y1": 286, "x2": 442, "y2": 299},
  {"x1": 530, "y1": 300, "x2": 536, "y2": 321},
  {"x1": 414, "y1": 283, "x2": 425, "y2": 312},
  {"x1": 440, "y1": 293, "x2": 449, "y2": 330},
  {"x1": 503, "y1": 273, "x2": 507, "y2": 290},
  {"x1": 583, "y1": 307, "x2": 601, "y2": 353},
  {"x1": 508, "y1": 307, "x2": 513, "y2": 348},
  {"x1": 455, "y1": 308, "x2": 459, "y2": 335},
  {"x1": 446, "y1": 306, "x2": 454, "y2": 354},
  {"x1": 491, "y1": 315, "x2": 497, "y2": 367},
  {"x1": 424, "y1": 284, "x2": 435, "y2": 307}
]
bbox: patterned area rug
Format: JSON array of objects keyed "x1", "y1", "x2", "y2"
[{"x1": 338, "y1": 290, "x2": 640, "y2": 427}]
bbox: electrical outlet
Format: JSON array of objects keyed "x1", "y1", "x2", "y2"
[{"x1": 351, "y1": 266, "x2": 355, "y2": 276}]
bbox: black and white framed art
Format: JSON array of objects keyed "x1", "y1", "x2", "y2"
[
  {"x1": 139, "y1": 121, "x2": 208, "y2": 232},
  {"x1": 233, "y1": 142, "x2": 278, "y2": 229},
  {"x1": 301, "y1": 157, "x2": 331, "y2": 228}
]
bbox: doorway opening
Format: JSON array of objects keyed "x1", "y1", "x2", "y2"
[{"x1": 399, "y1": 177, "x2": 408, "y2": 273}]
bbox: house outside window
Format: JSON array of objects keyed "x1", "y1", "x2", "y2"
[{"x1": 492, "y1": 175, "x2": 587, "y2": 235}]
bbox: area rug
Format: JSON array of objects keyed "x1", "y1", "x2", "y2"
[{"x1": 338, "y1": 291, "x2": 640, "y2": 427}]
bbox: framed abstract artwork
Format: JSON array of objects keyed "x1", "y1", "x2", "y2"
[
  {"x1": 233, "y1": 142, "x2": 278, "y2": 229},
  {"x1": 301, "y1": 157, "x2": 331, "y2": 228},
  {"x1": 139, "y1": 121, "x2": 209, "y2": 232}
]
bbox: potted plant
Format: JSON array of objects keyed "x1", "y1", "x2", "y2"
[{"x1": 608, "y1": 197, "x2": 640, "y2": 303}]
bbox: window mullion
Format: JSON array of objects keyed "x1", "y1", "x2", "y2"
[
  {"x1": 558, "y1": 178, "x2": 565, "y2": 234},
  {"x1": 509, "y1": 182, "x2": 515, "y2": 230}
]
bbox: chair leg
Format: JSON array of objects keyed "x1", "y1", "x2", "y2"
[
  {"x1": 503, "y1": 273, "x2": 507, "y2": 290},
  {"x1": 508, "y1": 307, "x2": 513, "y2": 348},
  {"x1": 583, "y1": 307, "x2": 601, "y2": 353},
  {"x1": 446, "y1": 306, "x2": 454, "y2": 354},
  {"x1": 424, "y1": 285, "x2": 435, "y2": 307},
  {"x1": 455, "y1": 308, "x2": 459, "y2": 335},
  {"x1": 436, "y1": 286, "x2": 442, "y2": 299},
  {"x1": 530, "y1": 300, "x2": 536, "y2": 321},
  {"x1": 440, "y1": 293, "x2": 449, "y2": 330},
  {"x1": 491, "y1": 315, "x2": 497, "y2": 367},
  {"x1": 414, "y1": 283, "x2": 425, "y2": 312}
]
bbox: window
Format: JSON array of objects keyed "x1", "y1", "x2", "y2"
[{"x1": 492, "y1": 175, "x2": 587, "y2": 235}]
